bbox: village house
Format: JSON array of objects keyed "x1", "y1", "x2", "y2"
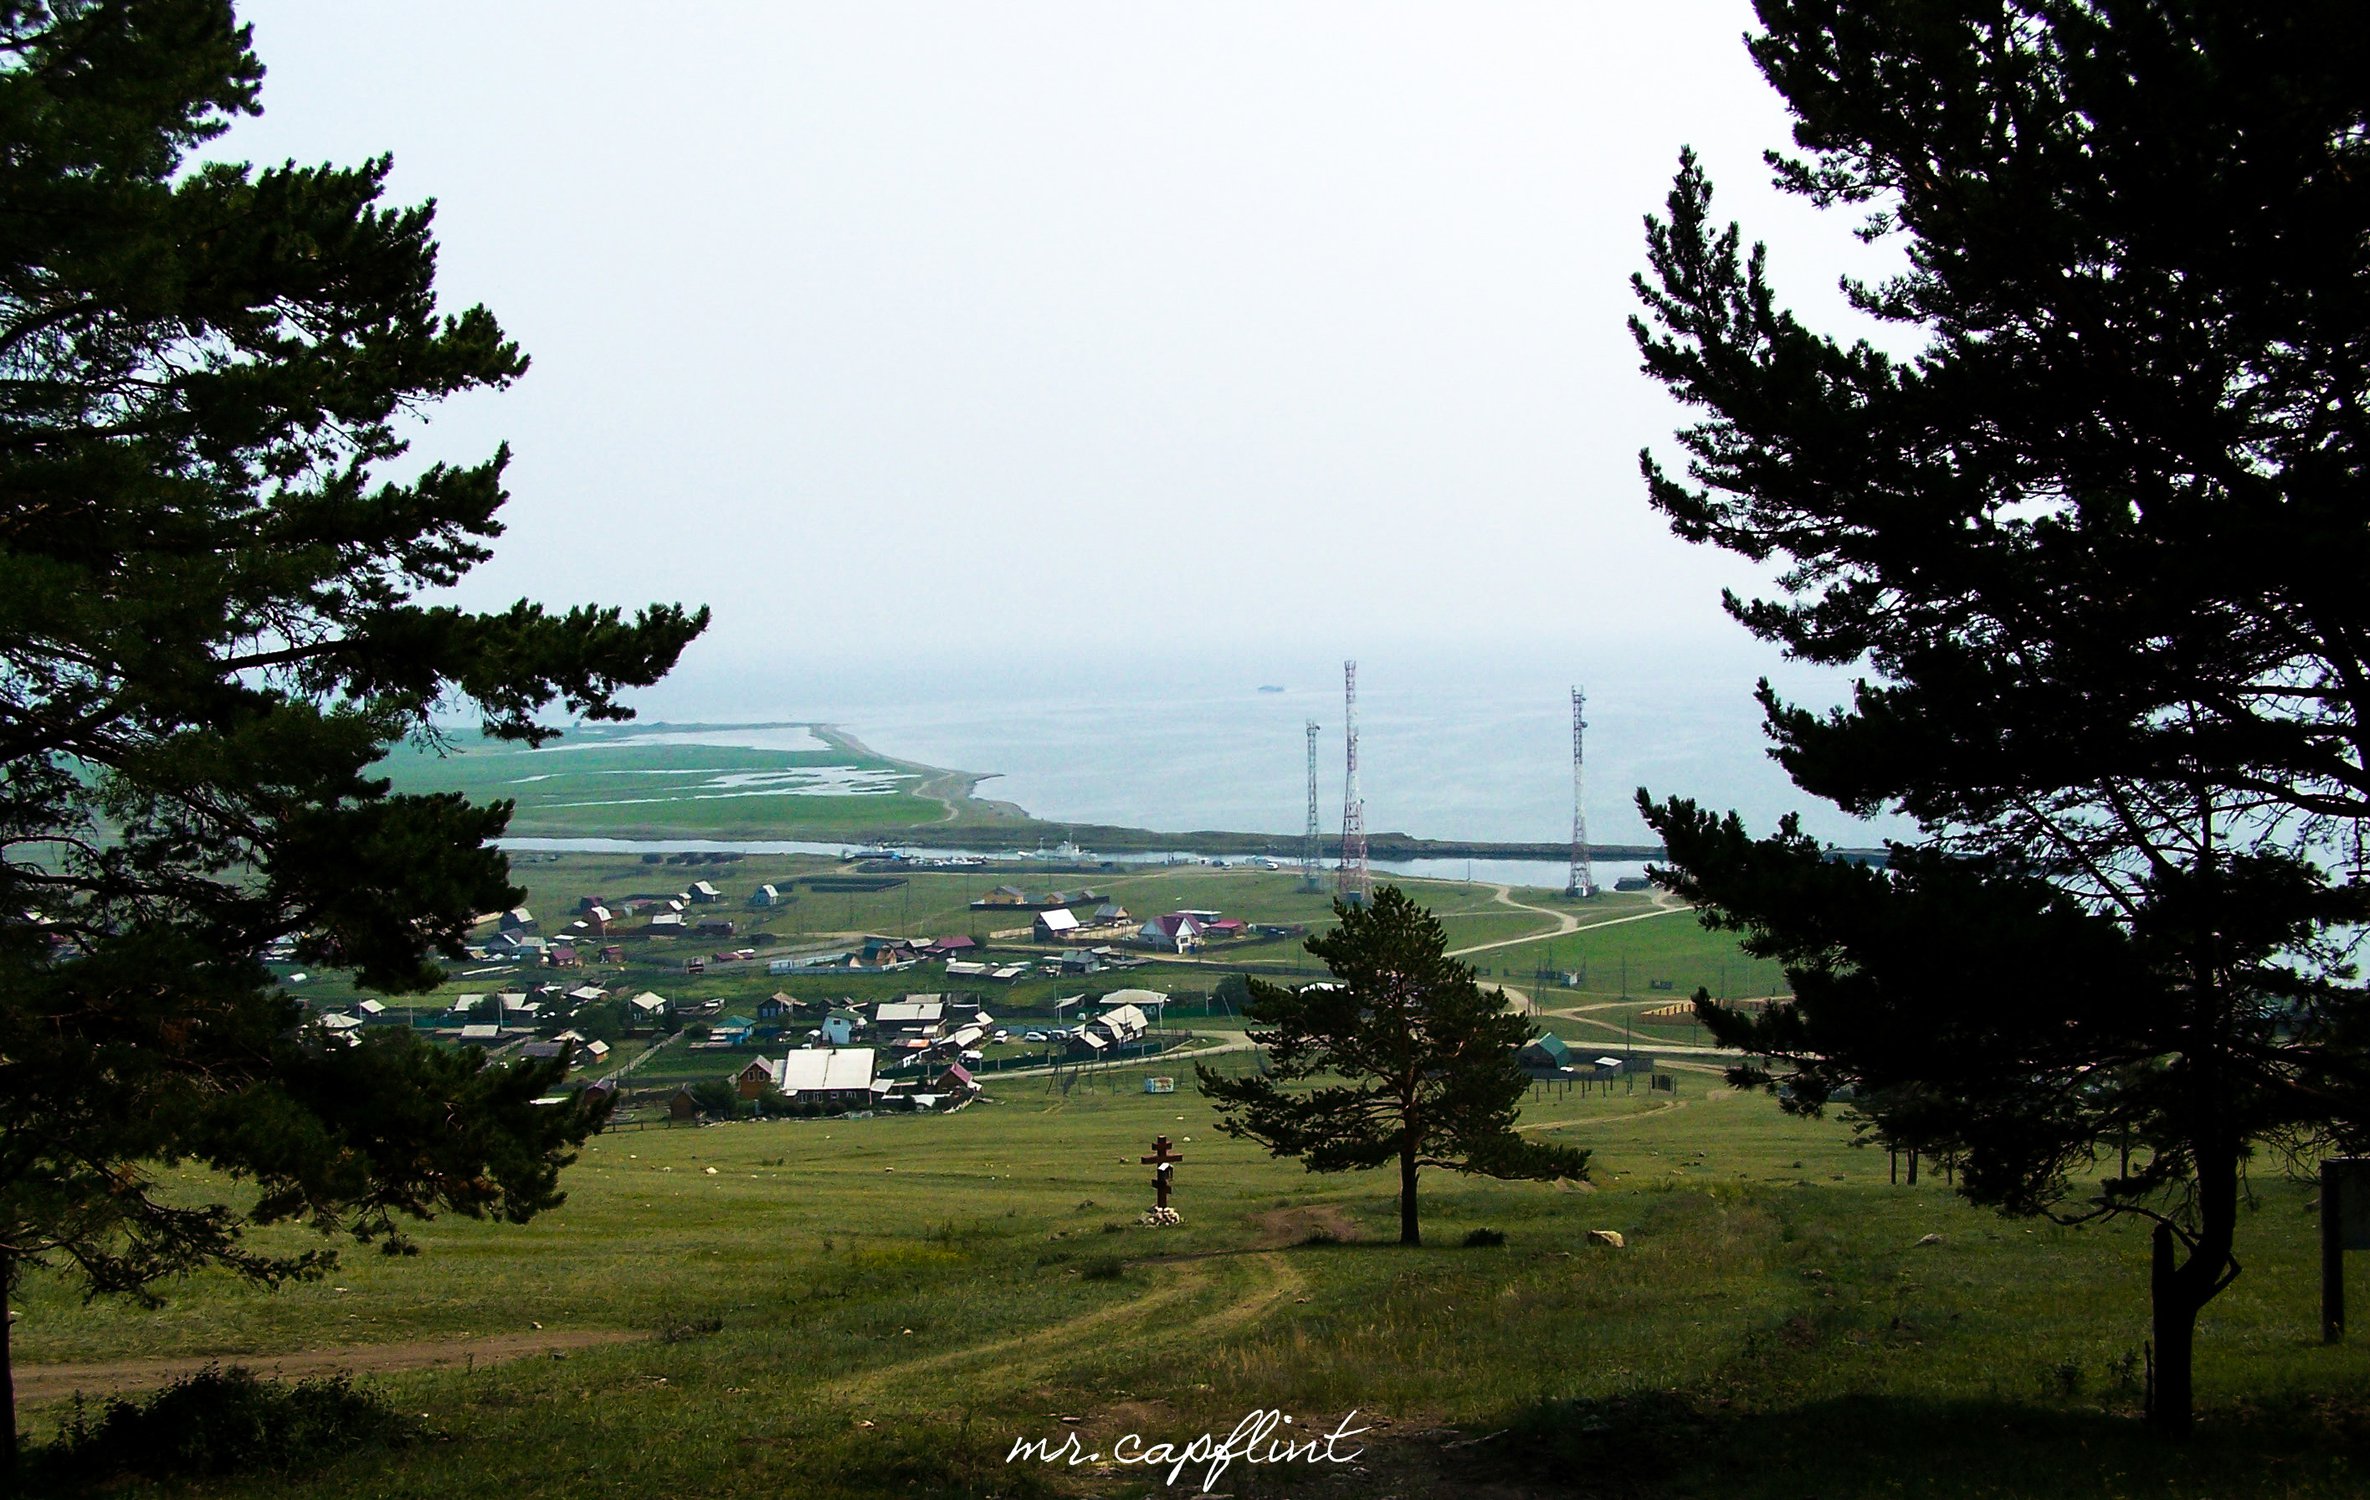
[
  {"x1": 757, "y1": 993, "x2": 799, "y2": 1020},
  {"x1": 1034, "y1": 908, "x2": 1081, "y2": 943},
  {"x1": 970, "y1": 886, "x2": 1104, "y2": 912},
  {"x1": 932, "y1": 1016, "x2": 994, "y2": 1060},
  {"x1": 821, "y1": 1006, "x2": 867, "y2": 1047},
  {"x1": 499, "y1": 906, "x2": 536, "y2": 933},
  {"x1": 746, "y1": 1047, "x2": 881, "y2": 1110},
  {"x1": 688, "y1": 880, "x2": 723, "y2": 904},
  {"x1": 751, "y1": 883, "x2": 785, "y2": 907},
  {"x1": 856, "y1": 935, "x2": 920, "y2": 969},
  {"x1": 1067, "y1": 1001, "x2": 1152, "y2": 1057},
  {"x1": 314, "y1": 1012, "x2": 366, "y2": 1042},
  {"x1": 486, "y1": 929, "x2": 545, "y2": 959},
  {"x1": 874, "y1": 996, "x2": 946, "y2": 1038},
  {"x1": 1517, "y1": 1032, "x2": 1574, "y2": 1073},
  {"x1": 1135, "y1": 913, "x2": 1203, "y2": 953}
]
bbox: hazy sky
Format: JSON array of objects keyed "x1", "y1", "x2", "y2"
[{"x1": 214, "y1": 2, "x2": 1901, "y2": 702}]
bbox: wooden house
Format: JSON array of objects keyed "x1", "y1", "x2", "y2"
[{"x1": 1033, "y1": 908, "x2": 1081, "y2": 943}]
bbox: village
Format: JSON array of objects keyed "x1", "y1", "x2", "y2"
[
  {"x1": 284, "y1": 859, "x2": 1278, "y2": 1126},
  {"x1": 284, "y1": 853, "x2": 1685, "y2": 1129}
]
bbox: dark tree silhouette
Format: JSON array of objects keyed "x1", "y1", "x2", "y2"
[
  {"x1": 0, "y1": 0, "x2": 707, "y2": 1464},
  {"x1": 1630, "y1": 0, "x2": 2370, "y2": 1435}
]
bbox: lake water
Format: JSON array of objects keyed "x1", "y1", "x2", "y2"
[
  {"x1": 615, "y1": 641, "x2": 1902, "y2": 850},
  {"x1": 499, "y1": 834, "x2": 1657, "y2": 892}
]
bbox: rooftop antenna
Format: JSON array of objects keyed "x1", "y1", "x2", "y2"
[
  {"x1": 1302, "y1": 719, "x2": 1323, "y2": 892},
  {"x1": 1337, "y1": 660, "x2": 1370, "y2": 906},
  {"x1": 1566, "y1": 686, "x2": 1595, "y2": 899}
]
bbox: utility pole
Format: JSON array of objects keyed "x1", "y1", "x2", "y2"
[{"x1": 1301, "y1": 719, "x2": 1322, "y2": 892}]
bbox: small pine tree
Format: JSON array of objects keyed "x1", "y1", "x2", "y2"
[{"x1": 1197, "y1": 887, "x2": 1586, "y2": 1245}]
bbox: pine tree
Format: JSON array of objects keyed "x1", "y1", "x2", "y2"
[
  {"x1": 1630, "y1": 0, "x2": 2370, "y2": 1434},
  {"x1": 0, "y1": 0, "x2": 707, "y2": 1462},
  {"x1": 1197, "y1": 886, "x2": 1587, "y2": 1246}
]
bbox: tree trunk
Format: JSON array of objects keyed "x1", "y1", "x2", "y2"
[
  {"x1": 2149, "y1": 1222, "x2": 2195, "y2": 1436},
  {"x1": 1399, "y1": 1145, "x2": 1420, "y2": 1246},
  {"x1": 2147, "y1": 1145, "x2": 2239, "y2": 1438}
]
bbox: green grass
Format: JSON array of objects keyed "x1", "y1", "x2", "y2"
[
  {"x1": 15, "y1": 1071, "x2": 2370, "y2": 1499},
  {"x1": 1477, "y1": 904, "x2": 1793, "y2": 1002},
  {"x1": 374, "y1": 724, "x2": 994, "y2": 839},
  {"x1": 204, "y1": 856, "x2": 2370, "y2": 1496}
]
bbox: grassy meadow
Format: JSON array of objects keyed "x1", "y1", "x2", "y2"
[
  {"x1": 15, "y1": 1062, "x2": 2370, "y2": 1498},
  {"x1": 64, "y1": 825, "x2": 2369, "y2": 1496}
]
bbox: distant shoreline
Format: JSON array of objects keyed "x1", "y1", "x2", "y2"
[{"x1": 481, "y1": 719, "x2": 1887, "y2": 865}]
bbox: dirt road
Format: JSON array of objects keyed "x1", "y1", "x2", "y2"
[
  {"x1": 14, "y1": 1329, "x2": 637, "y2": 1405},
  {"x1": 1446, "y1": 885, "x2": 1687, "y2": 960}
]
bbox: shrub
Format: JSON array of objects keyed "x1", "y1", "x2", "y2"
[
  {"x1": 1463, "y1": 1227, "x2": 1507, "y2": 1248},
  {"x1": 37, "y1": 1366, "x2": 420, "y2": 1482},
  {"x1": 1079, "y1": 1256, "x2": 1126, "y2": 1281}
]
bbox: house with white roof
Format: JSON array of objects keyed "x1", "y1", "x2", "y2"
[
  {"x1": 1033, "y1": 908, "x2": 1080, "y2": 942},
  {"x1": 743, "y1": 1048, "x2": 880, "y2": 1109}
]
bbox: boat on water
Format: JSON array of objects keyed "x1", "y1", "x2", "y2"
[{"x1": 1257, "y1": 684, "x2": 1285, "y2": 693}]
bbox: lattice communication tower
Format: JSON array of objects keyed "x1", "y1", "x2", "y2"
[
  {"x1": 1337, "y1": 660, "x2": 1371, "y2": 905},
  {"x1": 1566, "y1": 685, "x2": 1595, "y2": 898}
]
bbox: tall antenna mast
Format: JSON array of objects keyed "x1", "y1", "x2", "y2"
[
  {"x1": 1337, "y1": 660, "x2": 1370, "y2": 905},
  {"x1": 1566, "y1": 685, "x2": 1594, "y2": 898},
  {"x1": 1302, "y1": 719, "x2": 1323, "y2": 892}
]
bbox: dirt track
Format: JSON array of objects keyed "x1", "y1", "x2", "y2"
[
  {"x1": 1446, "y1": 884, "x2": 1688, "y2": 960},
  {"x1": 13, "y1": 1329, "x2": 637, "y2": 1405}
]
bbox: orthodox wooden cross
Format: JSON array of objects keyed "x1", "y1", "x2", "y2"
[{"x1": 1142, "y1": 1133, "x2": 1184, "y2": 1210}]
